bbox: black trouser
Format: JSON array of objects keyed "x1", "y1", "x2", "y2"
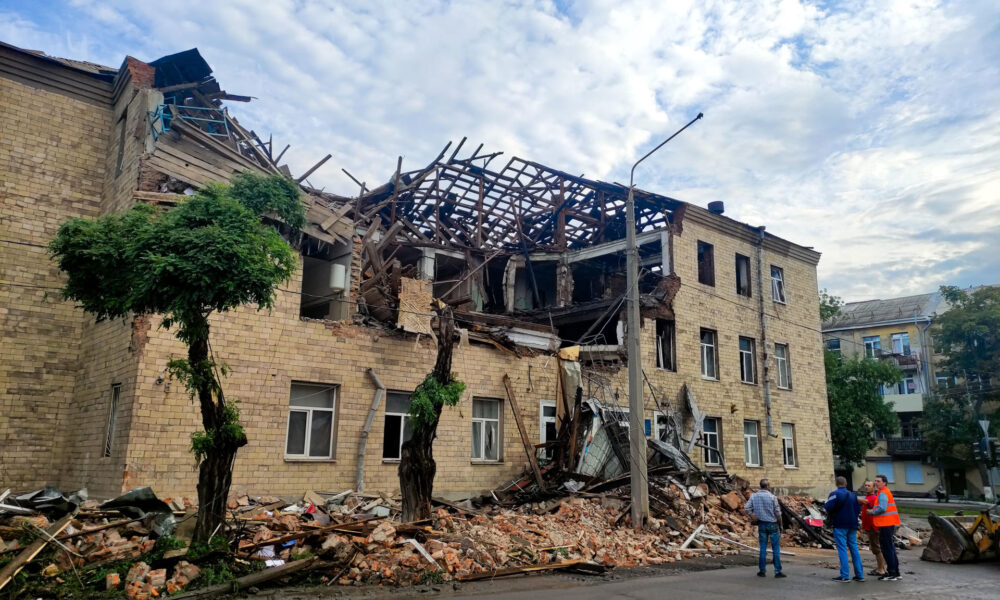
[{"x1": 878, "y1": 525, "x2": 899, "y2": 576}]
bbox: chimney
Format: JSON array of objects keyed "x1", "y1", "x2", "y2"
[{"x1": 708, "y1": 201, "x2": 725, "y2": 215}]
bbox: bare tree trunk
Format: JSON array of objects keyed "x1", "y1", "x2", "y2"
[
  {"x1": 188, "y1": 317, "x2": 247, "y2": 543},
  {"x1": 399, "y1": 305, "x2": 457, "y2": 522}
]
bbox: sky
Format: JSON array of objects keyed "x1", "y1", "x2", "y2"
[{"x1": 3, "y1": 0, "x2": 998, "y2": 301}]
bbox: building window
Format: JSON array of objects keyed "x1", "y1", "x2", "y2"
[
  {"x1": 863, "y1": 335, "x2": 881, "y2": 358},
  {"x1": 703, "y1": 417, "x2": 722, "y2": 465},
  {"x1": 739, "y1": 337, "x2": 757, "y2": 384},
  {"x1": 744, "y1": 420, "x2": 762, "y2": 467},
  {"x1": 873, "y1": 461, "x2": 895, "y2": 483},
  {"x1": 781, "y1": 423, "x2": 797, "y2": 467},
  {"x1": 891, "y1": 332, "x2": 910, "y2": 355},
  {"x1": 904, "y1": 461, "x2": 923, "y2": 484},
  {"x1": 655, "y1": 319, "x2": 676, "y2": 371},
  {"x1": 700, "y1": 328, "x2": 719, "y2": 380},
  {"x1": 654, "y1": 413, "x2": 670, "y2": 443},
  {"x1": 899, "y1": 412, "x2": 921, "y2": 438},
  {"x1": 897, "y1": 376, "x2": 917, "y2": 395},
  {"x1": 286, "y1": 382, "x2": 336, "y2": 459},
  {"x1": 382, "y1": 391, "x2": 413, "y2": 460},
  {"x1": 104, "y1": 383, "x2": 121, "y2": 458},
  {"x1": 539, "y1": 401, "x2": 557, "y2": 461},
  {"x1": 472, "y1": 397, "x2": 501, "y2": 461},
  {"x1": 826, "y1": 339, "x2": 841, "y2": 355},
  {"x1": 935, "y1": 375, "x2": 954, "y2": 389},
  {"x1": 775, "y1": 343, "x2": 791, "y2": 389},
  {"x1": 735, "y1": 254, "x2": 751, "y2": 297},
  {"x1": 697, "y1": 241, "x2": 715, "y2": 286},
  {"x1": 770, "y1": 265, "x2": 786, "y2": 303}
]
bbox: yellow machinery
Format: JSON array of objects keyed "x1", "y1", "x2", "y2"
[{"x1": 922, "y1": 503, "x2": 1000, "y2": 563}]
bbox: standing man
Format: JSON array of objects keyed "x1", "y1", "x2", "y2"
[
  {"x1": 867, "y1": 474, "x2": 902, "y2": 581},
  {"x1": 859, "y1": 480, "x2": 887, "y2": 576},
  {"x1": 744, "y1": 478, "x2": 785, "y2": 578},
  {"x1": 825, "y1": 476, "x2": 863, "y2": 582}
]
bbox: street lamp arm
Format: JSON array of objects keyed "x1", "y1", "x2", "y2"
[{"x1": 629, "y1": 112, "x2": 704, "y2": 189}]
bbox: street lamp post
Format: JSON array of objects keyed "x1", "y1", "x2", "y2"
[{"x1": 627, "y1": 113, "x2": 703, "y2": 529}]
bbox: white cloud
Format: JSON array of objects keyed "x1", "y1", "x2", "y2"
[{"x1": 5, "y1": 0, "x2": 1000, "y2": 301}]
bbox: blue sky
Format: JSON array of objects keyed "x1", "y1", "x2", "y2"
[{"x1": 3, "y1": 0, "x2": 998, "y2": 301}]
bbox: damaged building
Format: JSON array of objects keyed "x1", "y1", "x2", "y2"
[{"x1": 0, "y1": 42, "x2": 835, "y2": 501}]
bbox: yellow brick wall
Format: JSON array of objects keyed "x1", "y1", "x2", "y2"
[{"x1": 0, "y1": 75, "x2": 112, "y2": 488}]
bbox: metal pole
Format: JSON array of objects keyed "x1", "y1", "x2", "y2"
[{"x1": 626, "y1": 113, "x2": 703, "y2": 529}]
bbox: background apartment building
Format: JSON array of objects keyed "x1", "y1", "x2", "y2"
[
  {"x1": 1, "y1": 41, "x2": 834, "y2": 501},
  {"x1": 822, "y1": 292, "x2": 987, "y2": 497}
]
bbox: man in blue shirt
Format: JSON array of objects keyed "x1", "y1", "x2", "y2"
[
  {"x1": 744, "y1": 478, "x2": 785, "y2": 578},
  {"x1": 825, "y1": 476, "x2": 863, "y2": 582}
]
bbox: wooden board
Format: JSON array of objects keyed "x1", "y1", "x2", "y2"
[
  {"x1": 502, "y1": 374, "x2": 545, "y2": 488},
  {"x1": 397, "y1": 277, "x2": 433, "y2": 334}
]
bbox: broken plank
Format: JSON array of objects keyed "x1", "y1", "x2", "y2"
[
  {"x1": 502, "y1": 374, "x2": 545, "y2": 489},
  {"x1": 0, "y1": 514, "x2": 73, "y2": 591},
  {"x1": 169, "y1": 556, "x2": 317, "y2": 599},
  {"x1": 456, "y1": 558, "x2": 587, "y2": 581}
]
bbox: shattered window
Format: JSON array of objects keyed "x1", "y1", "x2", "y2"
[
  {"x1": 782, "y1": 423, "x2": 797, "y2": 467},
  {"x1": 286, "y1": 383, "x2": 336, "y2": 459},
  {"x1": 735, "y1": 254, "x2": 751, "y2": 297},
  {"x1": 703, "y1": 417, "x2": 722, "y2": 465},
  {"x1": 770, "y1": 265, "x2": 786, "y2": 304},
  {"x1": 697, "y1": 241, "x2": 715, "y2": 286},
  {"x1": 655, "y1": 319, "x2": 676, "y2": 371},
  {"x1": 539, "y1": 402, "x2": 557, "y2": 461},
  {"x1": 382, "y1": 391, "x2": 414, "y2": 461},
  {"x1": 472, "y1": 398, "x2": 501, "y2": 461}
]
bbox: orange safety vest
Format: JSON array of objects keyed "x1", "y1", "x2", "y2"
[{"x1": 871, "y1": 488, "x2": 901, "y2": 527}]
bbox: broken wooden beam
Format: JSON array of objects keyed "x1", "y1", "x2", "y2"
[
  {"x1": 0, "y1": 514, "x2": 74, "y2": 591},
  {"x1": 297, "y1": 154, "x2": 333, "y2": 183},
  {"x1": 455, "y1": 558, "x2": 587, "y2": 581},
  {"x1": 170, "y1": 556, "x2": 318, "y2": 599},
  {"x1": 502, "y1": 374, "x2": 545, "y2": 489}
]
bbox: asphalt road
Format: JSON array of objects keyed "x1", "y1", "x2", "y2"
[{"x1": 267, "y1": 547, "x2": 1000, "y2": 600}]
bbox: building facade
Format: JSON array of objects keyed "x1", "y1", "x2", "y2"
[
  {"x1": 822, "y1": 293, "x2": 987, "y2": 497},
  {"x1": 1, "y1": 42, "x2": 835, "y2": 501}
]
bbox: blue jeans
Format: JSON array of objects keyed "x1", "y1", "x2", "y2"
[
  {"x1": 833, "y1": 528, "x2": 863, "y2": 579},
  {"x1": 757, "y1": 522, "x2": 782, "y2": 574}
]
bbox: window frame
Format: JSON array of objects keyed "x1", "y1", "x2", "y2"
[
  {"x1": 703, "y1": 417, "x2": 722, "y2": 466},
  {"x1": 285, "y1": 382, "x2": 338, "y2": 460},
  {"x1": 735, "y1": 253, "x2": 752, "y2": 297},
  {"x1": 891, "y1": 332, "x2": 911, "y2": 355},
  {"x1": 744, "y1": 420, "x2": 762, "y2": 467},
  {"x1": 898, "y1": 376, "x2": 916, "y2": 395},
  {"x1": 382, "y1": 390, "x2": 414, "y2": 461},
  {"x1": 104, "y1": 383, "x2": 121, "y2": 458},
  {"x1": 863, "y1": 335, "x2": 881, "y2": 358},
  {"x1": 738, "y1": 336, "x2": 757, "y2": 384},
  {"x1": 697, "y1": 241, "x2": 715, "y2": 286},
  {"x1": 826, "y1": 338, "x2": 841, "y2": 355},
  {"x1": 770, "y1": 265, "x2": 786, "y2": 304},
  {"x1": 700, "y1": 328, "x2": 719, "y2": 380},
  {"x1": 775, "y1": 343, "x2": 792, "y2": 390},
  {"x1": 538, "y1": 400, "x2": 557, "y2": 461},
  {"x1": 781, "y1": 423, "x2": 797, "y2": 468},
  {"x1": 655, "y1": 319, "x2": 676, "y2": 371},
  {"x1": 471, "y1": 397, "x2": 503, "y2": 463}
]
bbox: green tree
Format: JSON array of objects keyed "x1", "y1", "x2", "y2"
[
  {"x1": 819, "y1": 288, "x2": 844, "y2": 322},
  {"x1": 398, "y1": 303, "x2": 465, "y2": 522},
  {"x1": 49, "y1": 172, "x2": 304, "y2": 542},
  {"x1": 920, "y1": 393, "x2": 998, "y2": 465},
  {"x1": 825, "y1": 351, "x2": 902, "y2": 468}
]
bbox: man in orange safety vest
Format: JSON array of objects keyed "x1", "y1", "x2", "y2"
[{"x1": 867, "y1": 474, "x2": 901, "y2": 580}]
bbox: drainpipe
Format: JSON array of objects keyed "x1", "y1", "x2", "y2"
[
  {"x1": 915, "y1": 310, "x2": 933, "y2": 394},
  {"x1": 755, "y1": 227, "x2": 774, "y2": 437},
  {"x1": 356, "y1": 368, "x2": 386, "y2": 493}
]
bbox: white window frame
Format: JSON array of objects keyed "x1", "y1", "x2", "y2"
[
  {"x1": 744, "y1": 420, "x2": 762, "y2": 467},
  {"x1": 655, "y1": 319, "x2": 676, "y2": 371},
  {"x1": 104, "y1": 383, "x2": 121, "y2": 458},
  {"x1": 898, "y1": 376, "x2": 916, "y2": 395},
  {"x1": 770, "y1": 265, "x2": 786, "y2": 304},
  {"x1": 700, "y1": 328, "x2": 719, "y2": 380},
  {"x1": 703, "y1": 417, "x2": 722, "y2": 466},
  {"x1": 382, "y1": 391, "x2": 413, "y2": 461},
  {"x1": 781, "y1": 423, "x2": 797, "y2": 468},
  {"x1": 471, "y1": 397, "x2": 502, "y2": 462},
  {"x1": 863, "y1": 335, "x2": 881, "y2": 358},
  {"x1": 654, "y1": 411, "x2": 670, "y2": 442},
  {"x1": 775, "y1": 343, "x2": 791, "y2": 389},
  {"x1": 538, "y1": 400, "x2": 557, "y2": 460},
  {"x1": 735, "y1": 253, "x2": 752, "y2": 297},
  {"x1": 739, "y1": 336, "x2": 757, "y2": 384},
  {"x1": 826, "y1": 339, "x2": 841, "y2": 355},
  {"x1": 285, "y1": 383, "x2": 337, "y2": 460},
  {"x1": 891, "y1": 332, "x2": 910, "y2": 355},
  {"x1": 936, "y1": 375, "x2": 954, "y2": 389}
]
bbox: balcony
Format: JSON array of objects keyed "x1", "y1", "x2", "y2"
[
  {"x1": 876, "y1": 349, "x2": 921, "y2": 370},
  {"x1": 886, "y1": 437, "x2": 925, "y2": 457}
]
